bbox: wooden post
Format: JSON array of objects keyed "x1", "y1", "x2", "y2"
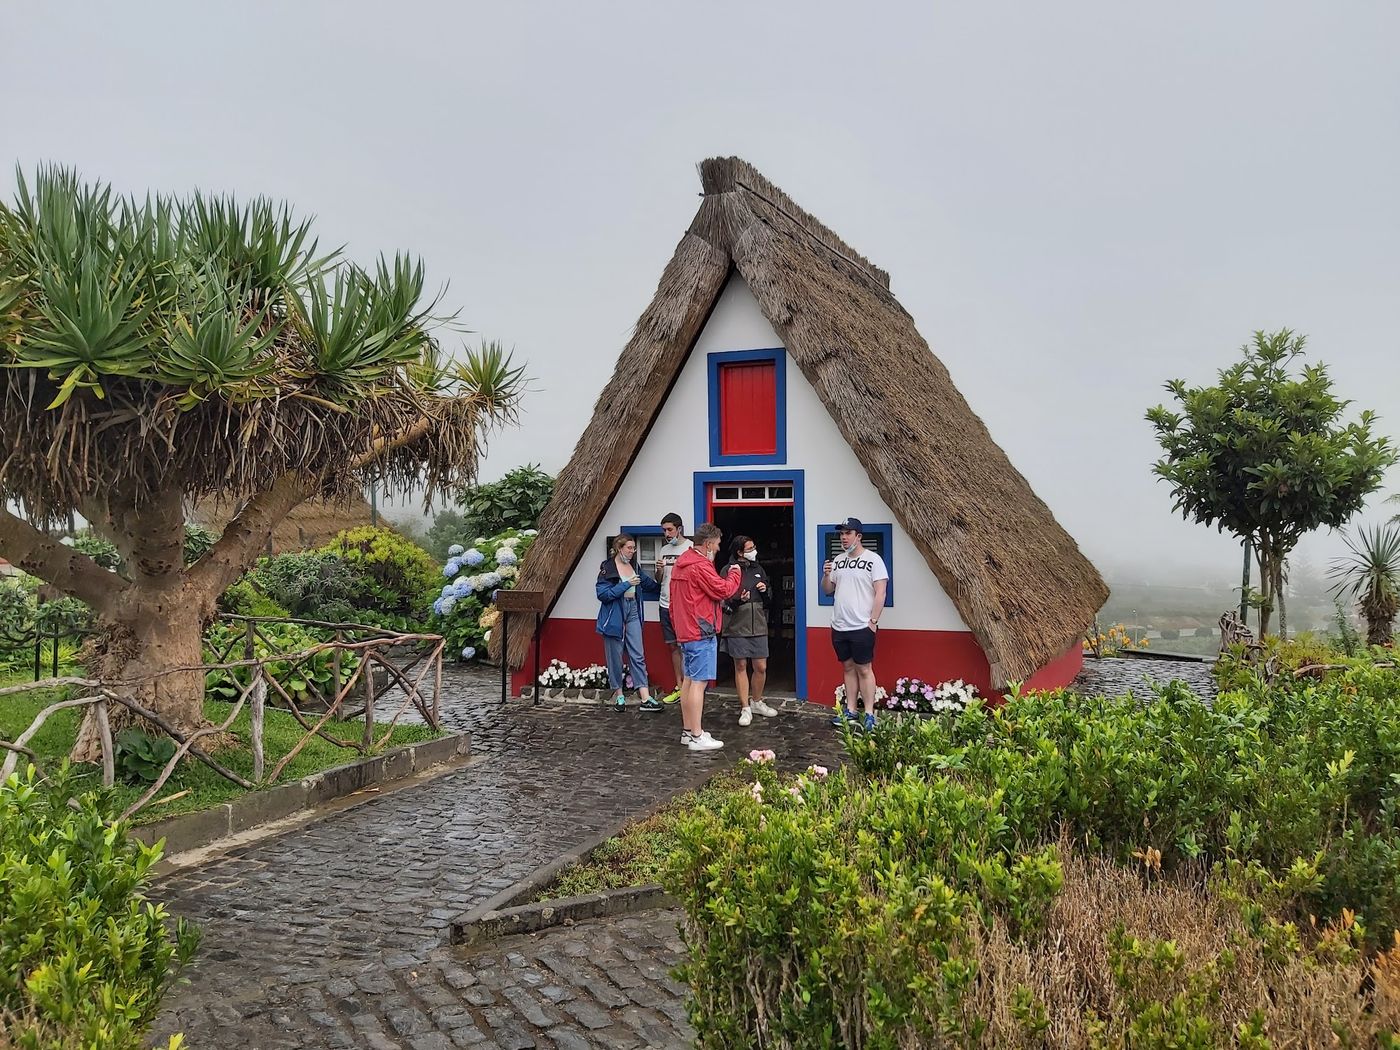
[
  {"x1": 362, "y1": 649, "x2": 376, "y2": 751},
  {"x1": 433, "y1": 642, "x2": 442, "y2": 729},
  {"x1": 243, "y1": 618, "x2": 255, "y2": 662},
  {"x1": 95, "y1": 698, "x2": 114, "y2": 788},
  {"x1": 493, "y1": 591, "x2": 547, "y2": 704},
  {"x1": 251, "y1": 674, "x2": 266, "y2": 783}
]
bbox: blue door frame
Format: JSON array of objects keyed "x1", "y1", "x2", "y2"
[{"x1": 692, "y1": 469, "x2": 807, "y2": 698}]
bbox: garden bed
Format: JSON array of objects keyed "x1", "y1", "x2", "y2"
[{"x1": 0, "y1": 671, "x2": 442, "y2": 824}]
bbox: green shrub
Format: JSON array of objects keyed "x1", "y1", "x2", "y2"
[
  {"x1": 113, "y1": 730, "x2": 178, "y2": 785},
  {"x1": 0, "y1": 766, "x2": 197, "y2": 1049},
  {"x1": 203, "y1": 619, "x2": 358, "y2": 708},
  {"x1": 318, "y1": 526, "x2": 439, "y2": 621},
  {"x1": 248, "y1": 550, "x2": 365, "y2": 623},
  {"x1": 434, "y1": 527, "x2": 537, "y2": 660},
  {"x1": 216, "y1": 577, "x2": 291, "y2": 619}
]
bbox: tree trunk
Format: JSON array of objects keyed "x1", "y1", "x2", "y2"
[
  {"x1": 1276, "y1": 557, "x2": 1288, "y2": 641},
  {"x1": 71, "y1": 596, "x2": 215, "y2": 762},
  {"x1": 1256, "y1": 540, "x2": 1275, "y2": 638}
]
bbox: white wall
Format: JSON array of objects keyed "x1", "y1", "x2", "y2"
[{"x1": 552, "y1": 275, "x2": 969, "y2": 632}]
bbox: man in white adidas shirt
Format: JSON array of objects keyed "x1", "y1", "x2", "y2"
[{"x1": 821, "y1": 517, "x2": 888, "y2": 732}]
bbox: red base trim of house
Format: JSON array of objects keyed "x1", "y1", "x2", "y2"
[{"x1": 511, "y1": 618, "x2": 1084, "y2": 703}]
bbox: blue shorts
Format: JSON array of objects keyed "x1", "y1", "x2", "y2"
[
  {"x1": 680, "y1": 639, "x2": 717, "y2": 682},
  {"x1": 659, "y1": 606, "x2": 678, "y2": 645}
]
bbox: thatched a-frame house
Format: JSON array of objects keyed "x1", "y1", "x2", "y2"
[
  {"x1": 191, "y1": 494, "x2": 384, "y2": 554},
  {"x1": 504, "y1": 157, "x2": 1106, "y2": 701}
]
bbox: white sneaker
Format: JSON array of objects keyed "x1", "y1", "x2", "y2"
[
  {"x1": 750, "y1": 699, "x2": 779, "y2": 718},
  {"x1": 687, "y1": 731, "x2": 724, "y2": 751},
  {"x1": 738, "y1": 707, "x2": 753, "y2": 727}
]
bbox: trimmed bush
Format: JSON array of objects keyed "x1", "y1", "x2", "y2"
[{"x1": 0, "y1": 767, "x2": 197, "y2": 1049}]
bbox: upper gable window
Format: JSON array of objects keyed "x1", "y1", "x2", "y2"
[{"x1": 707, "y1": 349, "x2": 787, "y2": 465}]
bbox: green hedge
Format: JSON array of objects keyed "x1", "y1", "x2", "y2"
[
  {"x1": 0, "y1": 767, "x2": 196, "y2": 1049},
  {"x1": 667, "y1": 657, "x2": 1400, "y2": 1046}
]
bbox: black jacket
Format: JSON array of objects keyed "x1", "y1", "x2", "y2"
[{"x1": 721, "y1": 559, "x2": 773, "y2": 638}]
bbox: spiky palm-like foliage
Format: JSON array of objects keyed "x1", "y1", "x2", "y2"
[
  {"x1": 0, "y1": 167, "x2": 527, "y2": 752},
  {"x1": 1330, "y1": 523, "x2": 1400, "y2": 647}
]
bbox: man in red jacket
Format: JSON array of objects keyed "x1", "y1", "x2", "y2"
[{"x1": 668, "y1": 522, "x2": 743, "y2": 751}]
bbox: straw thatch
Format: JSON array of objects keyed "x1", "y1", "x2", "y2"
[
  {"x1": 503, "y1": 157, "x2": 1107, "y2": 686},
  {"x1": 190, "y1": 494, "x2": 384, "y2": 554}
]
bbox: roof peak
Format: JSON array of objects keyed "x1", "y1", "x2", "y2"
[{"x1": 698, "y1": 156, "x2": 890, "y2": 290}]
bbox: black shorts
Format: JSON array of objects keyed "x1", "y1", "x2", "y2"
[
  {"x1": 659, "y1": 606, "x2": 678, "y2": 645},
  {"x1": 831, "y1": 627, "x2": 876, "y2": 665}
]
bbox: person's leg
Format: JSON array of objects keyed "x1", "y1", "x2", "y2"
[
  {"x1": 680, "y1": 665, "x2": 706, "y2": 735},
  {"x1": 734, "y1": 657, "x2": 751, "y2": 709},
  {"x1": 842, "y1": 659, "x2": 860, "y2": 712},
  {"x1": 603, "y1": 634, "x2": 626, "y2": 703},
  {"x1": 751, "y1": 657, "x2": 767, "y2": 706},
  {"x1": 855, "y1": 661, "x2": 878, "y2": 715},
  {"x1": 624, "y1": 605, "x2": 656, "y2": 707}
]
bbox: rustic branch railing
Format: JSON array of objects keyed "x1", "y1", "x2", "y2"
[{"x1": 0, "y1": 620, "x2": 444, "y2": 821}]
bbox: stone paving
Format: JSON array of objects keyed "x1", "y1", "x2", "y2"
[
  {"x1": 152, "y1": 656, "x2": 1215, "y2": 1048},
  {"x1": 152, "y1": 668, "x2": 841, "y2": 1049}
]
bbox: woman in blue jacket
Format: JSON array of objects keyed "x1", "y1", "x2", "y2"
[{"x1": 597, "y1": 534, "x2": 662, "y2": 711}]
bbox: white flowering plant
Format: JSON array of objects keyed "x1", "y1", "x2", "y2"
[
  {"x1": 884, "y1": 676, "x2": 979, "y2": 715},
  {"x1": 537, "y1": 659, "x2": 575, "y2": 689},
  {"x1": 571, "y1": 663, "x2": 611, "y2": 690},
  {"x1": 431, "y1": 526, "x2": 538, "y2": 660},
  {"x1": 834, "y1": 683, "x2": 887, "y2": 708}
]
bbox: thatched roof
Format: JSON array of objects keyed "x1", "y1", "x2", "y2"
[
  {"x1": 190, "y1": 494, "x2": 383, "y2": 554},
  {"x1": 503, "y1": 157, "x2": 1107, "y2": 687}
]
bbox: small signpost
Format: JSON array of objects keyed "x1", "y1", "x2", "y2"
[{"x1": 494, "y1": 590, "x2": 546, "y2": 705}]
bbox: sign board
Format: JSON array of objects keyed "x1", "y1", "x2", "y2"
[{"x1": 494, "y1": 589, "x2": 546, "y2": 613}]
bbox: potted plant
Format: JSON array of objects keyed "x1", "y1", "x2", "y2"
[
  {"x1": 881, "y1": 676, "x2": 979, "y2": 717},
  {"x1": 535, "y1": 658, "x2": 574, "y2": 700}
]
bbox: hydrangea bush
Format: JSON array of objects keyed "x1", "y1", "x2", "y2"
[{"x1": 431, "y1": 528, "x2": 537, "y2": 660}]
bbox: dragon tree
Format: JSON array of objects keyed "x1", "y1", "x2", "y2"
[{"x1": 0, "y1": 168, "x2": 525, "y2": 758}]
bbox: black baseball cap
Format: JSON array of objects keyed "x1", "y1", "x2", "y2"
[{"x1": 838, "y1": 517, "x2": 863, "y2": 533}]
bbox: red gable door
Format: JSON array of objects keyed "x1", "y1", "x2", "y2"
[{"x1": 718, "y1": 360, "x2": 777, "y2": 457}]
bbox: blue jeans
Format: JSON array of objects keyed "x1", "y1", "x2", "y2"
[{"x1": 603, "y1": 599, "x2": 648, "y2": 692}]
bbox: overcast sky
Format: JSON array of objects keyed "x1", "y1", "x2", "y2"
[{"x1": 7, "y1": 1, "x2": 1398, "y2": 585}]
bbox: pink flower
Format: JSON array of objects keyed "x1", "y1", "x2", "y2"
[
  {"x1": 748, "y1": 749, "x2": 776, "y2": 764},
  {"x1": 807, "y1": 764, "x2": 829, "y2": 779},
  {"x1": 749, "y1": 781, "x2": 764, "y2": 801},
  {"x1": 786, "y1": 784, "x2": 803, "y2": 800}
]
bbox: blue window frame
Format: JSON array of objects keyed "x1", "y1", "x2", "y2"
[
  {"x1": 706, "y1": 348, "x2": 787, "y2": 466},
  {"x1": 816, "y1": 523, "x2": 893, "y2": 608},
  {"x1": 692, "y1": 469, "x2": 807, "y2": 698},
  {"x1": 613, "y1": 525, "x2": 665, "y2": 602}
]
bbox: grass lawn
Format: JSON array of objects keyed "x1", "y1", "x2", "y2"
[
  {"x1": 540, "y1": 770, "x2": 749, "y2": 900},
  {"x1": 0, "y1": 667, "x2": 441, "y2": 823}
]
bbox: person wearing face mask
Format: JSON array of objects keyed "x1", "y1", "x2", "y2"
[
  {"x1": 653, "y1": 512, "x2": 693, "y2": 705},
  {"x1": 721, "y1": 535, "x2": 778, "y2": 726},
  {"x1": 668, "y1": 522, "x2": 743, "y2": 750},
  {"x1": 596, "y1": 533, "x2": 662, "y2": 711},
  {"x1": 821, "y1": 517, "x2": 888, "y2": 731}
]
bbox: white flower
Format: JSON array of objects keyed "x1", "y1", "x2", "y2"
[
  {"x1": 524, "y1": 529, "x2": 538, "y2": 536},
  {"x1": 749, "y1": 781, "x2": 764, "y2": 802},
  {"x1": 447, "y1": 544, "x2": 465, "y2": 556},
  {"x1": 499, "y1": 565, "x2": 518, "y2": 580}
]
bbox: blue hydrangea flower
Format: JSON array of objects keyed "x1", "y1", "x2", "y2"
[
  {"x1": 452, "y1": 579, "x2": 472, "y2": 597},
  {"x1": 464, "y1": 548, "x2": 485, "y2": 567},
  {"x1": 461, "y1": 646, "x2": 477, "y2": 660},
  {"x1": 447, "y1": 544, "x2": 465, "y2": 557},
  {"x1": 432, "y1": 597, "x2": 445, "y2": 615},
  {"x1": 491, "y1": 589, "x2": 501, "y2": 603},
  {"x1": 441, "y1": 583, "x2": 454, "y2": 597},
  {"x1": 496, "y1": 549, "x2": 517, "y2": 566},
  {"x1": 481, "y1": 572, "x2": 503, "y2": 589},
  {"x1": 440, "y1": 595, "x2": 457, "y2": 614},
  {"x1": 444, "y1": 559, "x2": 461, "y2": 577}
]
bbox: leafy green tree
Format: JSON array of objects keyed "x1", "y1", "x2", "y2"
[
  {"x1": 1147, "y1": 330, "x2": 1395, "y2": 638},
  {"x1": 422, "y1": 507, "x2": 467, "y2": 561},
  {"x1": 456, "y1": 463, "x2": 554, "y2": 537},
  {"x1": 0, "y1": 168, "x2": 526, "y2": 757}
]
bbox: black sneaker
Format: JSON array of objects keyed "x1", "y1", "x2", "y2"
[{"x1": 639, "y1": 697, "x2": 663, "y2": 713}]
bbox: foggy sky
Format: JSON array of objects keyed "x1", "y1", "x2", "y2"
[{"x1": 6, "y1": 1, "x2": 1398, "y2": 585}]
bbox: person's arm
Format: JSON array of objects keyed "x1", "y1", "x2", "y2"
[
  {"x1": 821, "y1": 559, "x2": 836, "y2": 596},
  {"x1": 696, "y1": 561, "x2": 743, "y2": 599},
  {"x1": 869, "y1": 578, "x2": 888, "y2": 628},
  {"x1": 637, "y1": 565, "x2": 661, "y2": 600}
]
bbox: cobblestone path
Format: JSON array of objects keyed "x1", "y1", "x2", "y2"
[{"x1": 153, "y1": 668, "x2": 841, "y2": 1049}]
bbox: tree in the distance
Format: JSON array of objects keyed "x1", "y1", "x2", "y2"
[
  {"x1": 0, "y1": 168, "x2": 526, "y2": 757},
  {"x1": 1147, "y1": 330, "x2": 1395, "y2": 638},
  {"x1": 455, "y1": 463, "x2": 554, "y2": 538}
]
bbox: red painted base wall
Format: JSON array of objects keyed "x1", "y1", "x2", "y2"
[{"x1": 511, "y1": 618, "x2": 1083, "y2": 702}]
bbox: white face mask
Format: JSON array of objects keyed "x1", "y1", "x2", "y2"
[
  {"x1": 743, "y1": 550, "x2": 758, "y2": 562},
  {"x1": 842, "y1": 542, "x2": 855, "y2": 555}
]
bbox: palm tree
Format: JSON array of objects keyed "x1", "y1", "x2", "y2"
[
  {"x1": 1329, "y1": 523, "x2": 1400, "y2": 646},
  {"x1": 0, "y1": 167, "x2": 527, "y2": 757}
]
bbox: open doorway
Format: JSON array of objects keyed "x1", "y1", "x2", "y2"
[{"x1": 711, "y1": 502, "x2": 797, "y2": 694}]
